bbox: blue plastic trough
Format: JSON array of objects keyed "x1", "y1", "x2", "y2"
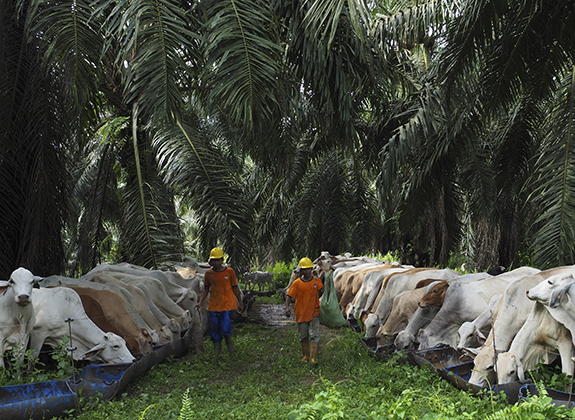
[
  {"x1": 519, "y1": 383, "x2": 575, "y2": 408},
  {"x1": 0, "y1": 330, "x2": 190, "y2": 420}
]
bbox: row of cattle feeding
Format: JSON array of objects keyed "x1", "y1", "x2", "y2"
[
  {"x1": 312, "y1": 253, "x2": 575, "y2": 388},
  {"x1": 0, "y1": 262, "x2": 210, "y2": 369}
]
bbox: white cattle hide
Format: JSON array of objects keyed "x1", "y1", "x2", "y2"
[
  {"x1": 346, "y1": 267, "x2": 407, "y2": 320},
  {"x1": 376, "y1": 287, "x2": 427, "y2": 348},
  {"x1": 244, "y1": 271, "x2": 274, "y2": 291},
  {"x1": 0, "y1": 267, "x2": 40, "y2": 367},
  {"x1": 456, "y1": 294, "x2": 502, "y2": 349},
  {"x1": 495, "y1": 301, "x2": 573, "y2": 383},
  {"x1": 42, "y1": 275, "x2": 170, "y2": 346},
  {"x1": 416, "y1": 267, "x2": 538, "y2": 350},
  {"x1": 30, "y1": 287, "x2": 135, "y2": 364},
  {"x1": 364, "y1": 268, "x2": 461, "y2": 338},
  {"x1": 469, "y1": 266, "x2": 575, "y2": 388}
]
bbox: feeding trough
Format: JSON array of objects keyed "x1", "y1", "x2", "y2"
[
  {"x1": 519, "y1": 383, "x2": 575, "y2": 408},
  {"x1": 408, "y1": 346, "x2": 472, "y2": 370},
  {"x1": 0, "y1": 331, "x2": 191, "y2": 420}
]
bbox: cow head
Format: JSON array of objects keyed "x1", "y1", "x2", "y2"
[
  {"x1": 457, "y1": 322, "x2": 487, "y2": 350},
  {"x1": 418, "y1": 281, "x2": 449, "y2": 308},
  {"x1": 4, "y1": 267, "x2": 41, "y2": 306},
  {"x1": 495, "y1": 352, "x2": 525, "y2": 383},
  {"x1": 81, "y1": 332, "x2": 136, "y2": 364},
  {"x1": 468, "y1": 346, "x2": 498, "y2": 388},
  {"x1": 526, "y1": 274, "x2": 575, "y2": 308}
]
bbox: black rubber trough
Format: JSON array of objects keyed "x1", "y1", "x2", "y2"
[
  {"x1": 407, "y1": 346, "x2": 534, "y2": 404},
  {"x1": 0, "y1": 331, "x2": 191, "y2": 420}
]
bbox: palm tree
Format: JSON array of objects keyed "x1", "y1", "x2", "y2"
[
  {"x1": 0, "y1": 1, "x2": 69, "y2": 277},
  {"x1": 377, "y1": 0, "x2": 575, "y2": 269}
]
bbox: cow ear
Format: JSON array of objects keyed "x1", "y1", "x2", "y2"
[
  {"x1": 175, "y1": 288, "x2": 189, "y2": 304},
  {"x1": 81, "y1": 343, "x2": 106, "y2": 360},
  {"x1": 476, "y1": 330, "x2": 487, "y2": 345},
  {"x1": 550, "y1": 284, "x2": 573, "y2": 308},
  {"x1": 461, "y1": 347, "x2": 480, "y2": 358},
  {"x1": 517, "y1": 360, "x2": 525, "y2": 382}
]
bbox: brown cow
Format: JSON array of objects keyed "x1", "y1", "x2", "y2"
[
  {"x1": 334, "y1": 264, "x2": 394, "y2": 313},
  {"x1": 418, "y1": 281, "x2": 450, "y2": 308},
  {"x1": 66, "y1": 286, "x2": 154, "y2": 355},
  {"x1": 376, "y1": 287, "x2": 427, "y2": 347},
  {"x1": 75, "y1": 294, "x2": 142, "y2": 356}
]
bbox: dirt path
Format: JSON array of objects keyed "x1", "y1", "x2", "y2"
[
  {"x1": 245, "y1": 303, "x2": 341, "y2": 341},
  {"x1": 248, "y1": 303, "x2": 295, "y2": 328}
]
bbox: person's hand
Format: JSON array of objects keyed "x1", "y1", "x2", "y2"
[
  {"x1": 238, "y1": 302, "x2": 244, "y2": 312},
  {"x1": 285, "y1": 308, "x2": 291, "y2": 317}
]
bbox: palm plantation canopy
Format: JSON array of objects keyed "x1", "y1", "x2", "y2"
[{"x1": 1, "y1": 0, "x2": 574, "y2": 278}]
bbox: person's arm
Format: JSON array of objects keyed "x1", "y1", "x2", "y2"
[
  {"x1": 285, "y1": 294, "x2": 293, "y2": 316},
  {"x1": 195, "y1": 285, "x2": 209, "y2": 309},
  {"x1": 232, "y1": 285, "x2": 244, "y2": 312}
]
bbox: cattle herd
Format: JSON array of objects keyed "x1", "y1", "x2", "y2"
[
  {"x1": 0, "y1": 261, "x2": 211, "y2": 371},
  {"x1": 312, "y1": 252, "x2": 575, "y2": 387},
  {"x1": 3, "y1": 253, "x2": 575, "y2": 391}
]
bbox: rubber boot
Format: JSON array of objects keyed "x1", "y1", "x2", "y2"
[
  {"x1": 224, "y1": 336, "x2": 236, "y2": 353},
  {"x1": 309, "y1": 342, "x2": 318, "y2": 364},
  {"x1": 300, "y1": 340, "x2": 309, "y2": 362},
  {"x1": 214, "y1": 340, "x2": 223, "y2": 356}
]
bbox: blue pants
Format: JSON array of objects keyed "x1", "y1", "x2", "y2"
[{"x1": 208, "y1": 310, "x2": 233, "y2": 342}]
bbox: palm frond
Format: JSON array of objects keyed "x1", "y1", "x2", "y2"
[
  {"x1": 302, "y1": 0, "x2": 370, "y2": 48},
  {"x1": 101, "y1": 0, "x2": 201, "y2": 125},
  {"x1": 153, "y1": 120, "x2": 253, "y2": 272},
  {"x1": 201, "y1": 0, "x2": 284, "y2": 133},
  {"x1": 528, "y1": 68, "x2": 575, "y2": 268},
  {"x1": 70, "y1": 118, "x2": 128, "y2": 273},
  {"x1": 0, "y1": 4, "x2": 68, "y2": 277},
  {"x1": 23, "y1": 0, "x2": 103, "y2": 114},
  {"x1": 118, "y1": 118, "x2": 185, "y2": 269},
  {"x1": 371, "y1": 0, "x2": 458, "y2": 57}
]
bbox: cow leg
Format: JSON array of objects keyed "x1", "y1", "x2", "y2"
[{"x1": 558, "y1": 341, "x2": 574, "y2": 377}]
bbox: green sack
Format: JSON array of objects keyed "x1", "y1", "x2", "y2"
[{"x1": 319, "y1": 271, "x2": 348, "y2": 328}]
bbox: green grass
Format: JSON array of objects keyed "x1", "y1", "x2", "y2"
[{"x1": 45, "y1": 301, "x2": 575, "y2": 420}]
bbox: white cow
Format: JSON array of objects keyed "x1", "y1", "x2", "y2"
[
  {"x1": 375, "y1": 286, "x2": 428, "y2": 348},
  {"x1": 244, "y1": 271, "x2": 274, "y2": 291},
  {"x1": 468, "y1": 266, "x2": 575, "y2": 388},
  {"x1": 456, "y1": 294, "x2": 502, "y2": 349},
  {"x1": 365, "y1": 268, "x2": 461, "y2": 338},
  {"x1": 0, "y1": 267, "x2": 40, "y2": 367},
  {"x1": 85, "y1": 264, "x2": 201, "y2": 313},
  {"x1": 86, "y1": 271, "x2": 193, "y2": 332},
  {"x1": 346, "y1": 267, "x2": 408, "y2": 320},
  {"x1": 41, "y1": 275, "x2": 172, "y2": 346},
  {"x1": 415, "y1": 267, "x2": 539, "y2": 350},
  {"x1": 495, "y1": 301, "x2": 573, "y2": 383},
  {"x1": 393, "y1": 281, "x2": 445, "y2": 350},
  {"x1": 30, "y1": 287, "x2": 135, "y2": 364},
  {"x1": 526, "y1": 273, "x2": 575, "y2": 345}
]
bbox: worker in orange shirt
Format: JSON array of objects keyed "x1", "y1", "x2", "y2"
[
  {"x1": 285, "y1": 257, "x2": 323, "y2": 363},
  {"x1": 196, "y1": 247, "x2": 244, "y2": 356}
]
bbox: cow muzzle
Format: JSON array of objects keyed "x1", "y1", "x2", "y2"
[{"x1": 16, "y1": 295, "x2": 31, "y2": 306}]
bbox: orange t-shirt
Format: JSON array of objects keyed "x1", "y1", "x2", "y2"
[
  {"x1": 287, "y1": 277, "x2": 323, "y2": 323},
  {"x1": 204, "y1": 267, "x2": 238, "y2": 312}
]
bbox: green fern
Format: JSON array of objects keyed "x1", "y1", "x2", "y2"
[
  {"x1": 484, "y1": 386, "x2": 575, "y2": 420},
  {"x1": 178, "y1": 389, "x2": 195, "y2": 420}
]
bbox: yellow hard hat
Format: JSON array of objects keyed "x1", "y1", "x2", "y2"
[
  {"x1": 209, "y1": 247, "x2": 225, "y2": 260},
  {"x1": 298, "y1": 257, "x2": 313, "y2": 269}
]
